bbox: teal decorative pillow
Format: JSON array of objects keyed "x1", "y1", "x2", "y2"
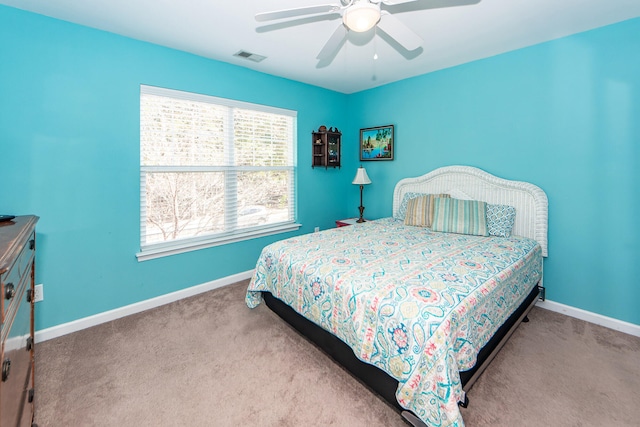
[
  {"x1": 486, "y1": 204, "x2": 516, "y2": 237},
  {"x1": 431, "y1": 198, "x2": 489, "y2": 236},
  {"x1": 396, "y1": 192, "x2": 450, "y2": 221}
]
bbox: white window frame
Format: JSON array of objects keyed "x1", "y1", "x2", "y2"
[{"x1": 137, "y1": 85, "x2": 299, "y2": 261}]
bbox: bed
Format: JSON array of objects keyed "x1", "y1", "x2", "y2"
[{"x1": 245, "y1": 165, "x2": 548, "y2": 427}]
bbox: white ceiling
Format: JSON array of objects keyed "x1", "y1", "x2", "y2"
[{"x1": 2, "y1": 0, "x2": 640, "y2": 94}]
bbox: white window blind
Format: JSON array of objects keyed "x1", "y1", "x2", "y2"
[{"x1": 138, "y1": 85, "x2": 298, "y2": 261}]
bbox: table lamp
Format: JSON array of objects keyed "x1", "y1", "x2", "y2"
[{"x1": 352, "y1": 166, "x2": 372, "y2": 223}]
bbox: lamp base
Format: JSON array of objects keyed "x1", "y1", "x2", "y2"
[{"x1": 357, "y1": 204, "x2": 365, "y2": 223}]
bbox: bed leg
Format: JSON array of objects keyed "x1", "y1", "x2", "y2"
[
  {"x1": 522, "y1": 315, "x2": 530, "y2": 323},
  {"x1": 458, "y1": 391, "x2": 469, "y2": 408}
]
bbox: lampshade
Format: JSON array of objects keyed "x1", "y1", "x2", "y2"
[
  {"x1": 352, "y1": 167, "x2": 372, "y2": 185},
  {"x1": 343, "y1": 2, "x2": 381, "y2": 33}
]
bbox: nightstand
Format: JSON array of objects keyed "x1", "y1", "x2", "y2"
[{"x1": 336, "y1": 218, "x2": 367, "y2": 227}]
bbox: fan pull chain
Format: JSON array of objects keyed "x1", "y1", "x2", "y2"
[
  {"x1": 374, "y1": 26, "x2": 378, "y2": 60},
  {"x1": 372, "y1": 26, "x2": 378, "y2": 82}
]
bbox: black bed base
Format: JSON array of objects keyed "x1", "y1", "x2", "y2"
[{"x1": 263, "y1": 282, "x2": 542, "y2": 424}]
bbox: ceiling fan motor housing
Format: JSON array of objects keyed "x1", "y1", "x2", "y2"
[{"x1": 343, "y1": 1, "x2": 381, "y2": 32}]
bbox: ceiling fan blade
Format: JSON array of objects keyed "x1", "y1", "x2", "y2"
[
  {"x1": 317, "y1": 24, "x2": 348, "y2": 61},
  {"x1": 381, "y1": 0, "x2": 419, "y2": 4},
  {"x1": 383, "y1": 0, "x2": 481, "y2": 13},
  {"x1": 256, "y1": 4, "x2": 341, "y2": 22},
  {"x1": 376, "y1": 12, "x2": 422, "y2": 51}
]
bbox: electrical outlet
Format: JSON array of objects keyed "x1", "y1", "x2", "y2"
[
  {"x1": 314, "y1": 226, "x2": 320, "y2": 233},
  {"x1": 34, "y1": 284, "x2": 44, "y2": 302}
]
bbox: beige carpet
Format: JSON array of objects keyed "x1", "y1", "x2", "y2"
[{"x1": 34, "y1": 280, "x2": 640, "y2": 426}]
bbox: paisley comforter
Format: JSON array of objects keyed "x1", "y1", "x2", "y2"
[{"x1": 246, "y1": 218, "x2": 542, "y2": 426}]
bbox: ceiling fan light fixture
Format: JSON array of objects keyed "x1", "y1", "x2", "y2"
[{"x1": 343, "y1": 2, "x2": 381, "y2": 33}]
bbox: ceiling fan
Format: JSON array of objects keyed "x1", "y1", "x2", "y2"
[{"x1": 255, "y1": 0, "x2": 426, "y2": 62}]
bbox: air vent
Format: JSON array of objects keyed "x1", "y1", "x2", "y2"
[{"x1": 233, "y1": 50, "x2": 267, "y2": 63}]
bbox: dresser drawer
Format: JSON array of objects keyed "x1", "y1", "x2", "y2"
[
  {"x1": 0, "y1": 281, "x2": 33, "y2": 427},
  {"x1": 1, "y1": 232, "x2": 35, "y2": 324},
  {"x1": 0, "y1": 215, "x2": 38, "y2": 427}
]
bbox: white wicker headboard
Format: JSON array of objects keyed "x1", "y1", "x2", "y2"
[{"x1": 393, "y1": 165, "x2": 548, "y2": 257}]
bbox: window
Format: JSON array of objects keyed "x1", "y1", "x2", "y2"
[{"x1": 138, "y1": 85, "x2": 298, "y2": 261}]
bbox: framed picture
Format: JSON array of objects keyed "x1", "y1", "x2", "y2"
[{"x1": 359, "y1": 125, "x2": 394, "y2": 161}]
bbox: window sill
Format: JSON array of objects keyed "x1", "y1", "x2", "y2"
[{"x1": 136, "y1": 222, "x2": 302, "y2": 262}]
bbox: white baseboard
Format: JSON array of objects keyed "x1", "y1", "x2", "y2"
[
  {"x1": 35, "y1": 270, "x2": 254, "y2": 343},
  {"x1": 35, "y1": 272, "x2": 640, "y2": 343},
  {"x1": 537, "y1": 300, "x2": 640, "y2": 338}
]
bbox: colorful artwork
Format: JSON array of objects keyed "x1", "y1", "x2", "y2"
[{"x1": 360, "y1": 125, "x2": 394, "y2": 161}]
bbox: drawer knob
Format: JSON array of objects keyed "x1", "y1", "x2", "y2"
[
  {"x1": 4, "y1": 283, "x2": 15, "y2": 300},
  {"x1": 1, "y1": 358, "x2": 10, "y2": 382}
]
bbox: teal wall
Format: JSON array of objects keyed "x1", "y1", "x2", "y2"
[
  {"x1": 0, "y1": 6, "x2": 352, "y2": 331},
  {"x1": 347, "y1": 18, "x2": 640, "y2": 325},
  {"x1": 1, "y1": 5, "x2": 638, "y2": 330}
]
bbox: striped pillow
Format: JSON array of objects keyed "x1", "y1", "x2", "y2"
[
  {"x1": 404, "y1": 195, "x2": 443, "y2": 227},
  {"x1": 431, "y1": 197, "x2": 489, "y2": 236},
  {"x1": 398, "y1": 193, "x2": 450, "y2": 222},
  {"x1": 395, "y1": 192, "x2": 423, "y2": 221}
]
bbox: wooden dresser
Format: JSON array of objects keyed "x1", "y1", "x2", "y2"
[{"x1": 0, "y1": 216, "x2": 38, "y2": 427}]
